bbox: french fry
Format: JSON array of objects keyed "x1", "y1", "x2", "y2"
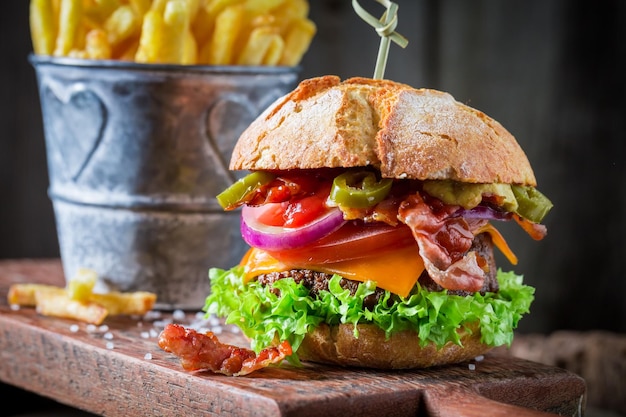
[
  {"x1": 8, "y1": 265, "x2": 157, "y2": 324},
  {"x1": 249, "y1": 13, "x2": 276, "y2": 28},
  {"x1": 244, "y1": 0, "x2": 286, "y2": 15},
  {"x1": 279, "y1": 17, "x2": 316, "y2": 66},
  {"x1": 66, "y1": 267, "x2": 97, "y2": 302},
  {"x1": 200, "y1": 3, "x2": 244, "y2": 65},
  {"x1": 90, "y1": 291, "x2": 157, "y2": 316},
  {"x1": 54, "y1": 0, "x2": 83, "y2": 56},
  {"x1": 35, "y1": 291, "x2": 109, "y2": 325},
  {"x1": 273, "y1": 0, "x2": 309, "y2": 31},
  {"x1": 160, "y1": 0, "x2": 192, "y2": 63},
  {"x1": 183, "y1": 0, "x2": 202, "y2": 20},
  {"x1": 262, "y1": 33, "x2": 284, "y2": 66},
  {"x1": 104, "y1": 4, "x2": 140, "y2": 48},
  {"x1": 83, "y1": 1, "x2": 108, "y2": 25},
  {"x1": 85, "y1": 0, "x2": 122, "y2": 23},
  {"x1": 182, "y1": 30, "x2": 198, "y2": 64},
  {"x1": 236, "y1": 26, "x2": 278, "y2": 66},
  {"x1": 52, "y1": 0, "x2": 61, "y2": 16},
  {"x1": 194, "y1": 0, "x2": 243, "y2": 56},
  {"x1": 129, "y1": 0, "x2": 152, "y2": 16},
  {"x1": 85, "y1": 29, "x2": 112, "y2": 59},
  {"x1": 190, "y1": 0, "x2": 217, "y2": 47},
  {"x1": 7, "y1": 283, "x2": 65, "y2": 307},
  {"x1": 29, "y1": 0, "x2": 58, "y2": 55},
  {"x1": 206, "y1": 0, "x2": 243, "y2": 15},
  {"x1": 134, "y1": 9, "x2": 165, "y2": 63},
  {"x1": 150, "y1": 0, "x2": 169, "y2": 14}
]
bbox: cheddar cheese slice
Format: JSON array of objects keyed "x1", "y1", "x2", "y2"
[{"x1": 240, "y1": 245, "x2": 425, "y2": 298}]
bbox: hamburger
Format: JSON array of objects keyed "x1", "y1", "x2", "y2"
[{"x1": 203, "y1": 75, "x2": 552, "y2": 369}]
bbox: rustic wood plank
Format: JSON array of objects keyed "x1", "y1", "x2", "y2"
[{"x1": 0, "y1": 259, "x2": 586, "y2": 417}]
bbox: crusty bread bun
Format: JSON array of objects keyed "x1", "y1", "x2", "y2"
[
  {"x1": 230, "y1": 75, "x2": 536, "y2": 186},
  {"x1": 298, "y1": 323, "x2": 490, "y2": 369}
]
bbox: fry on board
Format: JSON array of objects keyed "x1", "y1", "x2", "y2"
[{"x1": 7, "y1": 268, "x2": 157, "y2": 325}]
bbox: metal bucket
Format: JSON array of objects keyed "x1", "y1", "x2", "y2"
[{"x1": 30, "y1": 55, "x2": 299, "y2": 310}]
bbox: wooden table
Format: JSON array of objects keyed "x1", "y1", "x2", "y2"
[{"x1": 0, "y1": 259, "x2": 586, "y2": 417}]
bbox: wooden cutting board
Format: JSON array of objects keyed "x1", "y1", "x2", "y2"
[{"x1": 0, "y1": 259, "x2": 586, "y2": 417}]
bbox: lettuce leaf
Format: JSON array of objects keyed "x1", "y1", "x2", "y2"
[{"x1": 204, "y1": 268, "x2": 534, "y2": 359}]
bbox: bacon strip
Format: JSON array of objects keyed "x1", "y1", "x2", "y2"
[
  {"x1": 158, "y1": 324, "x2": 292, "y2": 376},
  {"x1": 398, "y1": 193, "x2": 486, "y2": 292}
]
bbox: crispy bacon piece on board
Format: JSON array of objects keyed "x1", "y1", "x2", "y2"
[{"x1": 158, "y1": 323, "x2": 292, "y2": 376}]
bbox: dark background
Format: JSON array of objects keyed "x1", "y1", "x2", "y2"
[{"x1": 1, "y1": 0, "x2": 625, "y2": 336}]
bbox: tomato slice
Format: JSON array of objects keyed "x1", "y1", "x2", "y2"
[
  {"x1": 256, "y1": 203, "x2": 289, "y2": 227},
  {"x1": 266, "y1": 221, "x2": 417, "y2": 264},
  {"x1": 255, "y1": 183, "x2": 330, "y2": 229},
  {"x1": 283, "y1": 193, "x2": 328, "y2": 227}
]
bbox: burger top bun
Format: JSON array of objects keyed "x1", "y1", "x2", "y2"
[{"x1": 230, "y1": 76, "x2": 536, "y2": 186}]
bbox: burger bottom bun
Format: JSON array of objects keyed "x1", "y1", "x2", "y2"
[{"x1": 297, "y1": 323, "x2": 492, "y2": 369}]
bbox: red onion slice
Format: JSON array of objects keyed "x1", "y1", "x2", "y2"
[
  {"x1": 453, "y1": 206, "x2": 512, "y2": 221},
  {"x1": 241, "y1": 204, "x2": 347, "y2": 251}
]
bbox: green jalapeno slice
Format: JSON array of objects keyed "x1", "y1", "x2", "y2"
[
  {"x1": 511, "y1": 185, "x2": 553, "y2": 223},
  {"x1": 329, "y1": 170, "x2": 393, "y2": 208},
  {"x1": 216, "y1": 171, "x2": 276, "y2": 210}
]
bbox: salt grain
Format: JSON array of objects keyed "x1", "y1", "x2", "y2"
[
  {"x1": 103, "y1": 332, "x2": 114, "y2": 340},
  {"x1": 144, "y1": 353, "x2": 153, "y2": 360},
  {"x1": 10, "y1": 304, "x2": 20, "y2": 311},
  {"x1": 69, "y1": 324, "x2": 80, "y2": 333},
  {"x1": 474, "y1": 355, "x2": 484, "y2": 362},
  {"x1": 149, "y1": 328, "x2": 159, "y2": 338},
  {"x1": 153, "y1": 318, "x2": 173, "y2": 328},
  {"x1": 86, "y1": 324, "x2": 97, "y2": 333},
  {"x1": 172, "y1": 309, "x2": 186, "y2": 321},
  {"x1": 468, "y1": 364, "x2": 476, "y2": 371},
  {"x1": 188, "y1": 312, "x2": 212, "y2": 331},
  {"x1": 98, "y1": 325, "x2": 109, "y2": 332},
  {"x1": 140, "y1": 331, "x2": 150, "y2": 339},
  {"x1": 144, "y1": 310, "x2": 162, "y2": 321},
  {"x1": 106, "y1": 342, "x2": 115, "y2": 349}
]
